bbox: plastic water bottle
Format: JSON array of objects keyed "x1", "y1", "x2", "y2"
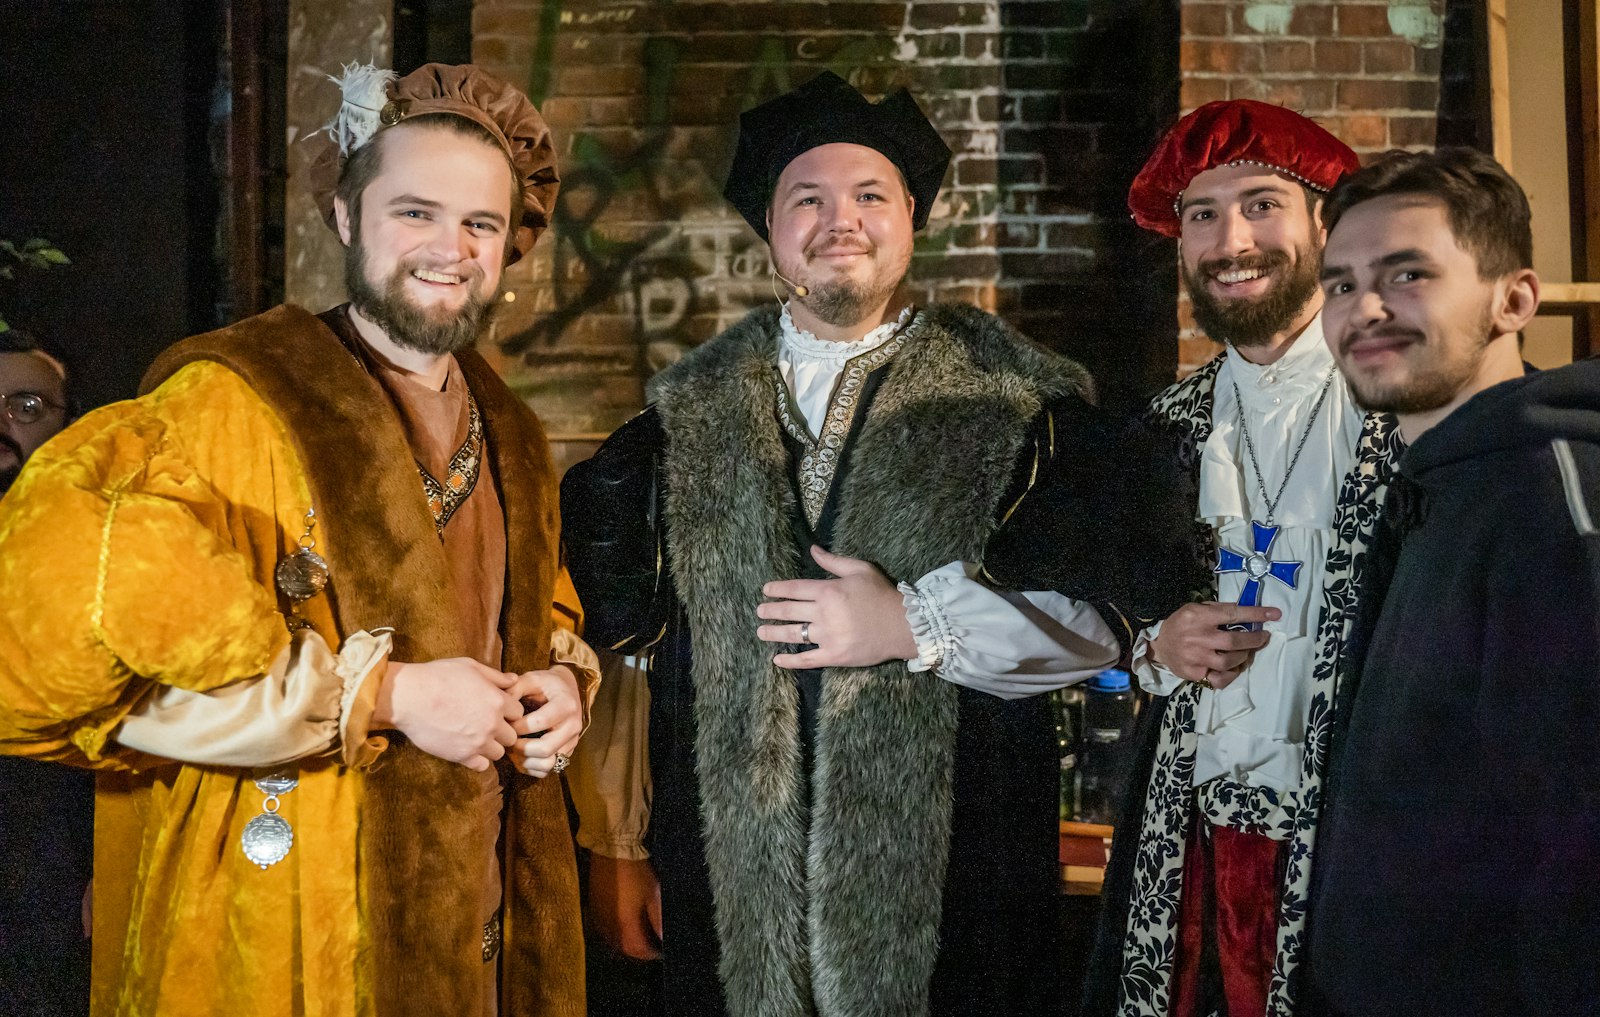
[{"x1": 1078, "y1": 668, "x2": 1136, "y2": 825}]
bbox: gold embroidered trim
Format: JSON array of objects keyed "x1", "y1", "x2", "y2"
[
  {"x1": 417, "y1": 392, "x2": 483, "y2": 535},
  {"x1": 481, "y1": 912, "x2": 502, "y2": 963},
  {"x1": 773, "y1": 313, "x2": 919, "y2": 527}
]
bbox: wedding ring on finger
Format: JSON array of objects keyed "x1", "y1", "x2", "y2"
[
  {"x1": 799, "y1": 622, "x2": 811, "y2": 644},
  {"x1": 552, "y1": 752, "x2": 570, "y2": 774}
]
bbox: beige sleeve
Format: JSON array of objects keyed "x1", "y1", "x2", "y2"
[
  {"x1": 112, "y1": 629, "x2": 391, "y2": 769},
  {"x1": 550, "y1": 626, "x2": 603, "y2": 732},
  {"x1": 566, "y1": 651, "x2": 652, "y2": 860}
]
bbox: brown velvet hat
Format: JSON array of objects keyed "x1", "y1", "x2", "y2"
[{"x1": 311, "y1": 62, "x2": 560, "y2": 263}]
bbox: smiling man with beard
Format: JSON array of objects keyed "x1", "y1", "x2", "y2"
[
  {"x1": 559, "y1": 71, "x2": 1181, "y2": 1017},
  {"x1": 1307, "y1": 147, "x2": 1600, "y2": 1017},
  {"x1": 1085, "y1": 101, "x2": 1407, "y2": 1017},
  {"x1": 0, "y1": 64, "x2": 597, "y2": 1017}
]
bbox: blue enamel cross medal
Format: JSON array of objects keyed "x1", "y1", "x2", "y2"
[{"x1": 1214, "y1": 521, "x2": 1302, "y2": 631}]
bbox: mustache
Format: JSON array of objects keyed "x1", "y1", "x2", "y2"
[
  {"x1": 1197, "y1": 250, "x2": 1290, "y2": 278},
  {"x1": 807, "y1": 238, "x2": 872, "y2": 257},
  {"x1": 1339, "y1": 324, "x2": 1422, "y2": 354},
  {"x1": 401, "y1": 256, "x2": 486, "y2": 283}
]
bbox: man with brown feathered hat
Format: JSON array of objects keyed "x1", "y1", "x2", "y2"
[{"x1": 0, "y1": 62, "x2": 595, "y2": 1017}]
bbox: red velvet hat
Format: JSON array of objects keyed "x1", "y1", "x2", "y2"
[{"x1": 1128, "y1": 100, "x2": 1360, "y2": 237}]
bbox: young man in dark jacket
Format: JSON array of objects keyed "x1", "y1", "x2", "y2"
[{"x1": 1308, "y1": 146, "x2": 1600, "y2": 1017}]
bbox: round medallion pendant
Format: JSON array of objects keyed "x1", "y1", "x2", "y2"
[
  {"x1": 275, "y1": 548, "x2": 329, "y2": 602},
  {"x1": 1245, "y1": 552, "x2": 1271, "y2": 580},
  {"x1": 241, "y1": 813, "x2": 294, "y2": 869}
]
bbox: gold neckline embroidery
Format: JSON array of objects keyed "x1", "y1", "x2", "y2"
[
  {"x1": 418, "y1": 391, "x2": 483, "y2": 535},
  {"x1": 773, "y1": 312, "x2": 919, "y2": 527}
]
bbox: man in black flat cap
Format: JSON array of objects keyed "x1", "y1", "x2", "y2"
[{"x1": 562, "y1": 71, "x2": 1189, "y2": 1017}]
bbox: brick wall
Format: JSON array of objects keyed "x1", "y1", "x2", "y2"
[
  {"x1": 1175, "y1": 0, "x2": 1446, "y2": 372},
  {"x1": 463, "y1": 0, "x2": 1446, "y2": 450},
  {"x1": 471, "y1": 0, "x2": 1181, "y2": 460}
]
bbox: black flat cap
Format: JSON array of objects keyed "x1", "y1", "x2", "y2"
[{"x1": 723, "y1": 71, "x2": 952, "y2": 241}]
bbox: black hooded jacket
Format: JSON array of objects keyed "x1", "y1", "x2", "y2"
[{"x1": 1307, "y1": 358, "x2": 1600, "y2": 1017}]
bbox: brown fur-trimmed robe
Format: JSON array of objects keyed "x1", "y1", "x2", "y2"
[{"x1": 144, "y1": 304, "x2": 583, "y2": 1017}]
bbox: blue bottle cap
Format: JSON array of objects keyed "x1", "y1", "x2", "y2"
[{"x1": 1088, "y1": 668, "x2": 1131, "y2": 692}]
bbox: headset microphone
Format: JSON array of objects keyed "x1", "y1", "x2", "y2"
[{"x1": 771, "y1": 269, "x2": 809, "y2": 297}]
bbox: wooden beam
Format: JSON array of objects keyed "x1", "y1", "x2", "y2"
[
  {"x1": 1488, "y1": 0, "x2": 1514, "y2": 173},
  {"x1": 1578, "y1": 0, "x2": 1600, "y2": 281},
  {"x1": 1540, "y1": 281, "x2": 1600, "y2": 303}
]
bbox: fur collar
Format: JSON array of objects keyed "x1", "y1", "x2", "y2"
[
  {"x1": 143, "y1": 304, "x2": 581, "y2": 1017},
  {"x1": 652, "y1": 302, "x2": 1089, "y2": 1017}
]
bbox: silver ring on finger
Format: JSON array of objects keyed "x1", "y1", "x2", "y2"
[
  {"x1": 552, "y1": 751, "x2": 570, "y2": 774},
  {"x1": 799, "y1": 621, "x2": 811, "y2": 644}
]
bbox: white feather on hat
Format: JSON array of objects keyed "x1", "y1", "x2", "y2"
[{"x1": 321, "y1": 62, "x2": 398, "y2": 155}]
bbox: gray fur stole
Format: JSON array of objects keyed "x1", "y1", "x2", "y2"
[{"x1": 651, "y1": 303, "x2": 1091, "y2": 1017}]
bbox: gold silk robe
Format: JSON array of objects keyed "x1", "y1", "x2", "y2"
[{"x1": 0, "y1": 305, "x2": 586, "y2": 1017}]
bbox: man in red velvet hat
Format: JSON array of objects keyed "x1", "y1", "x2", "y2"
[{"x1": 1083, "y1": 101, "x2": 1402, "y2": 1017}]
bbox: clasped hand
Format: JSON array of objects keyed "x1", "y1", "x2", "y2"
[
  {"x1": 1148, "y1": 601, "x2": 1280, "y2": 689},
  {"x1": 755, "y1": 545, "x2": 918, "y2": 669},
  {"x1": 376, "y1": 657, "x2": 583, "y2": 777}
]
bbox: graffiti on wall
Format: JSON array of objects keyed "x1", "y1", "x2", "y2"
[{"x1": 500, "y1": 8, "x2": 906, "y2": 375}]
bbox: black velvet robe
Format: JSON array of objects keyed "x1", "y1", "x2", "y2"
[{"x1": 562, "y1": 306, "x2": 1189, "y2": 1017}]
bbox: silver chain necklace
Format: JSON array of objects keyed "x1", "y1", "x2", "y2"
[{"x1": 1229, "y1": 366, "x2": 1338, "y2": 525}]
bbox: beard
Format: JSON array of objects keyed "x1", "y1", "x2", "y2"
[
  {"x1": 1183, "y1": 242, "x2": 1322, "y2": 348},
  {"x1": 1341, "y1": 303, "x2": 1496, "y2": 415},
  {"x1": 782, "y1": 238, "x2": 905, "y2": 327},
  {"x1": 344, "y1": 234, "x2": 501, "y2": 357}
]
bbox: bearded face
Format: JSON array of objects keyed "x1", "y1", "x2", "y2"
[
  {"x1": 1178, "y1": 164, "x2": 1326, "y2": 349},
  {"x1": 344, "y1": 226, "x2": 502, "y2": 356},
  {"x1": 1182, "y1": 239, "x2": 1323, "y2": 348},
  {"x1": 335, "y1": 123, "x2": 516, "y2": 357},
  {"x1": 766, "y1": 143, "x2": 916, "y2": 330}
]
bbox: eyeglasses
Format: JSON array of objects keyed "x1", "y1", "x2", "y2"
[{"x1": 1, "y1": 391, "x2": 66, "y2": 426}]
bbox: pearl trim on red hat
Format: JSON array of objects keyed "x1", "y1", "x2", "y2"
[{"x1": 1172, "y1": 158, "x2": 1331, "y2": 217}]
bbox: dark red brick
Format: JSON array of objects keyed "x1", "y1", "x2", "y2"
[
  {"x1": 1362, "y1": 40, "x2": 1415, "y2": 73},
  {"x1": 1388, "y1": 115, "x2": 1437, "y2": 147},
  {"x1": 1263, "y1": 41, "x2": 1314, "y2": 72},
  {"x1": 1181, "y1": 40, "x2": 1263, "y2": 75},
  {"x1": 1315, "y1": 39, "x2": 1363, "y2": 72},
  {"x1": 1337, "y1": 77, "x2": 1437, "y2": 111},
  {"x1": 1337, "y1": 4, "x2": 1395, "y2": 37},
  {"x1": 1182, "y1": 4, "x2": 1228, "y2": 36}
]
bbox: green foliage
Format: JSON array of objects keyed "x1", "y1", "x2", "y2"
[{"x1": 0, "y1": 237, "x2": 71, "y2": 335}]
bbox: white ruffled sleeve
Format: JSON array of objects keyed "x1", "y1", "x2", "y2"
[
  {"x1": 898, "y1": 561, "x2": 1119, "y2": 699},
  {"x1": 1130, "y1": 618, "x2": 1185, "y2": 696}
]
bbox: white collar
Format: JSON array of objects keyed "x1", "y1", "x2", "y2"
[
  {"x1": 778, "y1": 303, "x2": 913, "y2": 364},
  {"x1": 1223, "y1": 314, "x2": 1334, "y2": 389}
]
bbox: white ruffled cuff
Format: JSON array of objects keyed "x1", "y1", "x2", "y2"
[
  {"x1": 336, "y1": 628, "x2": 393, "y2": 768},
  {"x1": 900, "y1": 579, "x2": 956, "y2": 674},
  {"x1": 1131, "y1": 618, "x2": 1185, "y2": 696},
  {"x1": 900, "y1": 561, "x2": 1119, "y2": 699}
]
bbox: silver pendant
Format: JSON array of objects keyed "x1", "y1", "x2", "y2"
[
  {"x1": 241, "y1": 812, "x2": 294, "y2": 869},
  {"x1": 275, "y1": 547, "x2": 329, "y2": 602},
  {"x1": 254, "y1": 771, "x2": 298, "y2": 796}
]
